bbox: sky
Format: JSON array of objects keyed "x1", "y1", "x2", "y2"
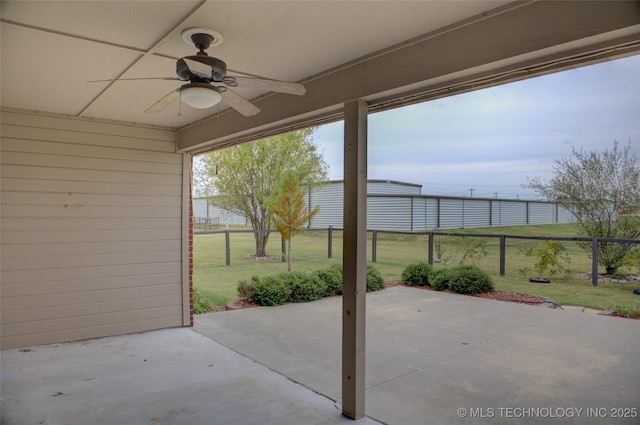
[{"x1": 312, "y1": 54, "x2": 640, "y2": 200}]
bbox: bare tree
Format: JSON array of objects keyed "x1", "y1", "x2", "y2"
[{"x1": 525, "y1": 141, "x2": 640, "y2": 274}]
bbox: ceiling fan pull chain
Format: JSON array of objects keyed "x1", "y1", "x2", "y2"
[{"x1": 222, "y1": 76, "x2": 238, "y2": 87}]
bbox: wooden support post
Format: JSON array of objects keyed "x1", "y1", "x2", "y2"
[{"x1": 342, "y1": 99, "x2": 368, "y2": 420}]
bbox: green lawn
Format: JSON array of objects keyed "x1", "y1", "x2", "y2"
[{"x1": 193, "y1": 223, "x2": 640, "y2": 312}]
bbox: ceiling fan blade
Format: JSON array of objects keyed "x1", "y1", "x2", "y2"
[
  {"x1": 220, "y1": 88, "x2": 261, "y2": 117},
  {"x1": 183, "y1": 58, "x2": 212, "y2": 79},
  {"x1": 232, "y1": 76, "x2": 306, "y2": 95},
  {"x1": 145, "y1": 89, "x2": 180, "y2": 113}
]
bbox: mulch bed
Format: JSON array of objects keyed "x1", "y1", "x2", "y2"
[
  {"x1": 384, "y1": 279, "x2": 551, "y2": 306},
  {"x1": 203, "y1": 297, "x2": 261, "y2": 313},
  {"x1": 202, "y1": 279, "x2": 638, "y2": 319},
  {"x1": 227, "y1": 298, "x2": 261, "y2": 310},
  {"x1": 609, "y1": 310, "x2": 640, "y2": 319},
  {"x1": 473, "y1": 290, "x2": 549, "y2": 305}
]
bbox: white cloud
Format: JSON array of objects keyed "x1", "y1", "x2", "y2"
[{"x1": 313, "y1": 55, "x2": 640, "y2": 199}]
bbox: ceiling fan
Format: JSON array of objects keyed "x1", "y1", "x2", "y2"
[{"x1": 95, "y1": 28, "x2": 306, "y2": 116}]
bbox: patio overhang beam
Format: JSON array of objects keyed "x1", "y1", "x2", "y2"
[{"x1": 176, "y1": 0, "x2": 640, "y2": 153}]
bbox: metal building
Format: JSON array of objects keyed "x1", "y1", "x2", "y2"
[
  {"x1": 192, "y1": 199, "x2": 247, "y2": 225},
  {"x1": 194, "y1": 179, "x2": 574, "y2": 231}
]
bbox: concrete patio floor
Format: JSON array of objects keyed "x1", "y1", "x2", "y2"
[
  {"x1": 3, "y1": 286, "x2": 639, "y2": 424},
  {"x1": 1, "y1": 327, "x2": 379, "y2": 425}
]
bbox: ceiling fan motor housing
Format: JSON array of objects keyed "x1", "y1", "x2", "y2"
[{"x1": 176, "y1": 55, "x2": 227, "y2": 81}]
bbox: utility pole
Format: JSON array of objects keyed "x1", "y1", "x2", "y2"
[
  {"x1": 469, "y1": 188, "x2": 475, "y2": 197},
  {"x1": 494, "y1": 192, "x2": 498, "y2": 199}
]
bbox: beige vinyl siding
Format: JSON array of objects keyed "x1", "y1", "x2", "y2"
[{"x1": 1, "y1": 110, "x2": 185, "y2": 350}]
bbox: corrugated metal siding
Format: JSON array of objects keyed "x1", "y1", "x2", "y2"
[
  {"x1": 368, "y1": 197, "x2": 412, "y2": 231},
  {"x1": 193, "y1": 198, "x2": 208, "y2": 217},
  {"x1": 426, "y1": 198, "x2": 439, "y2": 229},
  {"x1": 200, "y1": 177, "x2": 574, "y2": 231},
  {"x1": 308, "y1": 181, "x2": 420, "y2": 228},
  {"x1": 193, "y1": 197, "x2": 250, "y2": 225},
  {"x1": 208, "y1": 206, "x2": 247, "y2": 225},
  {"x1": 493, "y1": 201, "x2": 527, "y2": 225},
  {"x1": 412, "y1": 197, "x2": 427, "y2": 231},
  {"x1": 558, "y1": 206, "x2": 575, "y2": 223},
  {"x1": 308, "y1": 183, "x2": 344, "y2": 228},
  {"x1": 528, "y1": 202, "x2": 555, "y2": 224},
  {"x1": 367, "y1": 181, "x2": 421, "y2": 195},
  {"x1": 463, "y1": 200, "x2": 491, "y2": 228},
  {"x1": 1, "y1": 110, "x2": 184, "y2": 350},
  {"x1": 439, "y1": 199, "x2": 464, "y2": 229}
]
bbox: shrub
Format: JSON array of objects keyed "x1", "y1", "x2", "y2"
[
  {"x1": 527, "y1": 240, "x2": 571, "y2": 280},
  {"x1": 430, "y1": 268, "x2": 453, "y2": 291},
  {"x1": 317, "y1": 264, "x2": 343, "y2": 296},
  {"x1": 317, "y1": 264, "x2": 385, "y2": 293},
  {"x1": 237, "y1": 275, "x2": 259, "y2": 298},
  {"x1": 366, "y1": 264, "x2": 385, "y2": 292},
  {"x1": 250, "y1": 276, "x2": 291, "y2": 306},
  {"x1": 401, "y1": 262, "x2": 432, "y2": 286},
  {"x1": 612, "y1": 303, "x2": 640, "y2": 318},
  {"x1": 192, "y1": 288, "x2": 212, "y2": 314},
  {"x1": 281, "y1": 271, "x2": 327, "y2": 303},
  {"x1": 448, "y1": 265, "x2": 494, "y2": 294}
]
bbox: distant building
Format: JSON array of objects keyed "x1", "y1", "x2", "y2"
[{"x1": 193, "y1": 179, "x2": 573, "y2": 230}]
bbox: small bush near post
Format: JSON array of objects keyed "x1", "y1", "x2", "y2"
[
  {"x1": 401, "y1": 262, "x2": 433, "y2": 286},
  {"x1": 237, "y1": 275, "x2": 259, "y2": 298},
  {"x1": 317, "y1": 264, "x2": 385, "y2": 293},
  {"x1": 366, "y1": 264, "x2": 385, "y2": 292},
  {"x1": 193, "y1": 288, "x2": 212, "y2": 314},
  {"x1": 282, "y1": 272, "x2": 328, "y2": 303},
  {"x1": 250, "y1": 276, "x2": 292, "y2": 306},
  {"x1": 448, "y1": 265, "x2": 494, "y2": 294},
  {"x1": 430, "y1": 268, "x2": 453, "y2": 291},
  {"x1": 244, "y1": 263, "x2": 385, "y2": 306},
  {"x1": 317, "y1": 264, "x2": 343, "y2": 296}
]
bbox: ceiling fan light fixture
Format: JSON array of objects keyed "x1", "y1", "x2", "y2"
[{"x1": 180, "y1": 83, "x2": 222, "y2": 109}]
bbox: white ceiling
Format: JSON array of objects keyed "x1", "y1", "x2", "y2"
[
  {"x1": 1, "y1": 1, "x2": 639, "y2": 152},
  {"x1": 1, "y1": 1, "x2": 509, "y2": 128}
]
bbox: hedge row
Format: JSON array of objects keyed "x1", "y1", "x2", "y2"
[
  {"x1": 400, "y1": 262, "x2": 494, "y2": 294},
  {"x1": 238, "y1": 264, "x2": 385, "y2": 306}
]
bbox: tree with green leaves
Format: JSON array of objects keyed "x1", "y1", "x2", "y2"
[
  {"x1": 525, "y1": 141, "x2": 640, "y2": 274},
  {"x1": 267, "y1": 171, "x2": 319, "y2": 271},
  {"x1": 195, "y1": 128, "x2": 328, "y2": 257}
]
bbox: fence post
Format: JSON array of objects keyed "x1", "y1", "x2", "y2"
[
  {"x1": 372, "y1": 230, "x2": 378, "y2": 263},
  {"x1": 427, "y1": 232, "x2": 433, "y2": 265},
  {"x1": 499, "y1": 235, "x2": 506, "y2": 276},
  {"x1": 225, "y1": 230, "x2": 231, "y2": 266},
  {"x1": 281, "y1": 235, "x2": 286, "y2": 263},
  {"x1": 328, "y1": 227, "x2": 333, "y2": 259},
  {"x1": 592, "y1": 237, "x2": 598, "y2": 287}
]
